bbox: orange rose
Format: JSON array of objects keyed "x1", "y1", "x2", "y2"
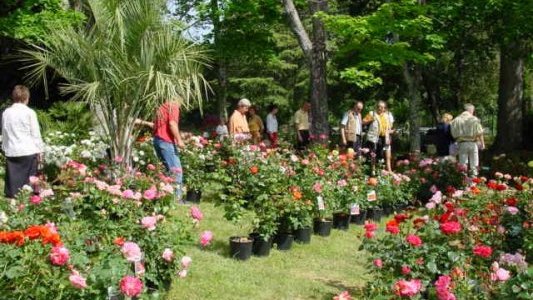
[
  {"x1": 250, "y1": 166, "x2": 259, "y2": 175},
  {"x1": 367, "y1": 177, "x2": 378, "y2": 186},
  {"x1": 292, "y1": 191, "x2": 303, "y2": 200},
  {"x1": 24, "y1": 226, "x2": 43, "y2": 240}
]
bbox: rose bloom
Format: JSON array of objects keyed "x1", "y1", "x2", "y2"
[
  {"x1": 190, "y1": 206, "x2": 203, "y2": 221},
  {"x1": 181, "y1": 256, "x2": 192, "y2": 269},
  {"x1": 69, "y1": 270, "x2": 87, "y2": 289},
  {"x1": 200, "y1": 231, "x2": 213, "y2": 247},
  {"x1": 406, "y1": 234, "x2": 423, "y2": 247},
  {"x1": 385, "y1": 220, "x2": 400, "y2": 235},
  {"x1": 373, "y1": 258, "x2": 383, "y2": 268},
  {"x1": 147, "y1": 164, "x2": 156, "y2": 171},
  {"x1": 401, "y1": 265, "x2": 411, "y2": 275},
  {"x1": 394, "y1": 214, "x2": 409, "y2": 223},
  {"x1": 506, "y1": 206, "x2": 519, "y2": 215},
  {"x1": 393, "y1": 279, "x2": 422, "y2": 297},
  {"x1": 365, "y1": 231, "x2": 375, "y2": 239},
  {"x1": 141, "y1": 216, "x2": 158, "y2": 231},
  {"x1": 114, "y1": 237, "x2": 125, "y2": 246},
  {"x1": 491, "y1": 268, "x2": 511, "y2": 281},
  {"x1": 121, "y1": 242, "x2": 142, "y2": 262},
  {"x1": 120, "y1": 275, "x2": 143, "y2": 297},
  {"x1": 178, "y1": 269, "x2": 188, "y2": 278},
  {"x1": 364, "y1": 223, "x2": 378, "y2": 232},
  {"x1": 40, "y1": 189, "x2": 54, "y2": 198},
  {"x1": 162, "y1": 248, "x2": 174, "y2": 262},
  {"x1": 122, "y1": 189, "x2": 135, "y2": 199},
  {"x1": 50, "y1": 246, "x2": 70, "y2": 266},
  {"x1": 333, "y1": 291, "x2": 352, "y2": 300},
  {"x1": 440, "y1": 221, "x2": 462, "y2": 235},
  {"x1": 473, "y1": 244, "x2": 493, "y2": 258},
  {"x1": 143, "y1": 187, "x2": 157, "y2": 200},
  {"x1": 30, "y1": 195, "x2": 42, "y2": 205}
]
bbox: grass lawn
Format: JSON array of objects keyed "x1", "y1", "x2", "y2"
[{"x1": 167, "y1": 202, "x2": 372, "y2": 300}]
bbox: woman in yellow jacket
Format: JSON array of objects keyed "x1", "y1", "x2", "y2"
[{"x1": 248, "y1": 106, "x2": 264, "y2": 144}]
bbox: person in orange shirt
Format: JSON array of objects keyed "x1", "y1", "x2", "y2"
[
  {"x1": 247, "y1": 106, "x2": 264, "y2": 144},
  {"x1": 228, "y1": 98, "x2": 252, "y2": 142}
]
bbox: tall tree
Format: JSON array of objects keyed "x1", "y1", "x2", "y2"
[{"x1": 281, "y1": 0, "x2": 329, "y2": 140}]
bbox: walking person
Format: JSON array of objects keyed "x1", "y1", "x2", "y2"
[
  {"x1": 152, "y1": 97, "x2": 185, "y2": 202},
  {"x1": 215, "y1": 116, "x2": 229, "y2": 140},
  {"x1": 265, "y1": 104, "x2": 279, "y2": 148},
  {"x1": 248, "y1": 106, "x2": 264, "y2": 144},
  {"x1": 363, "y1": 101, "x2": 395, "y2": 173},
  {"x1": 435, "y1": 113, "x2": 455, "y2": 157},
  {"x1": 228, "y1": 98, "x2": 252, "y2": 142},
  {"x1": 450, "y1": 103, "x2": 485, "y2": 177},
  {"x1": 294, "y1": 102, "x2": 311, "y2": 150},
  {"x1": 2, "y1": 85, "x2": 44, "y2": 198},
  {"x1": 340, "y1": 101, "x2": 364, "y2": 156}
]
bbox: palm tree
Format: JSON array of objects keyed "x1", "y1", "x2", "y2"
[{"x1": 20, "y1": 0, "x2": 210, "y2": 166}]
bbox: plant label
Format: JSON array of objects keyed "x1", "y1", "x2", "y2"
[
  {"x1": 317, "y1": 196, "x2": 325, "y2": 210},
  {"x1": 350, "y1": 203, "x2": 360, "y2": 215},
  {"x1": 367, "y1": 190, "x2": 377, "y2": 202}
]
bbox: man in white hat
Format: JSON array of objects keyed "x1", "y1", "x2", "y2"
[{"x1": 228, "y1": 98, "x2": 252, "y2": 141}]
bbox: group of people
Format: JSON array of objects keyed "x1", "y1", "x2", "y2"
[{"x1": 1, "y1": 85, "x2": 485, "y2": 202}]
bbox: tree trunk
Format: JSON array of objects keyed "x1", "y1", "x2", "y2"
[
  {"x1": 421, "y1": 66, "x2": 441, "y2": 124},
  {"x1": 281, "y1": 0, "x2": 329, "y2": 141},
  {"x1": 308, "y1": 0, "x2": 329, "y2": 139},
  {"x1": 403, "y1": 62, "x2": 422, "y2": 154},
  {"x1": 493, "y1": 49, "x2": 525, "y2": 153}
]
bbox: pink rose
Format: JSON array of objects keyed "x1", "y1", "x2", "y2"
[
  {"x1": 121, "y1": 242, "x2": 142, "y2": 262},
  {"x1": 40, "y1": 189, "x2": 54, "y2": 198},
  {"x1": 178, "y1": 269, "x2": 188, "y2": 278},
  {"x1": 119, "y1": 275, "x2": 143, "y2": 297},
  {"x1": 493, "y1": 268, "x2": 511, "y2": 281},
  {"x1": 373, "y1": 258, "x2": 383, "y2": 268},
  {"x1": 200, "y1": 231, "x2": 213, "y2": 247},
  {"x1": 69, "y1": 270, "x2": 87, "y2": 289},
  {"x1": 50, "y1": 246, "x2": 70, "y2": 266},
  {"x1": 313, "y1": 182, "x2": 323, "y2": 193},
  {"x1": 143, "y1": 187, "x2": 157, "y2": 200},
  {"x1": 122, "y1": 189, "x2": 135, "y2": 199},
  {"x1": 430, "y1": 191, "x2": 442, "y2": 204},
  {"x1": 114, "y1": 156, "x2": 123, "y2": 163},
  {"x1": 181, "y1": 256, "x2": 192, "y2": 269},
  {"x1": 147, "y1": 164, "x2": 156, "y2": 171},
  {"x1": 506, "y1": 206, "x2": 519, "y2": 215},
  {"x1": 393, "y1": 279, "x2": 422, "y2": 297},
  {"x1": 425, "y1": 202, "x2": 436, "y2": 209},
  {"x1": 162, "y1": 248, "x2": 174, "y2": 262},
  {"x1": 30, "y1": 195, "x2": 42, "y2": 205},
  {"x1": 190, "y1": 206, "x2": 203, "y2": 221},
  {"x1": 406, "y1": 234, "x2": 423, "y2": 247},
  {"x1": 29, "y1": 175, "x2": 40, "y2": 184},
  {"x1": 141, "y1": 216, "x2": 158, "y2": 231},
  {"x1": 45, "y1": 222, "x2": 58, "y2": 234},
  {"x1": 435, "y1": 275, "x2": 456, "y2": 300},
  {"x1": 401, "y1": 265, "x2": 411, "y2": 275},
  {"x1": 337, "y1": 179, "x2": 347, "y2": 187},
  {"x1": 333, "y1": 291, "x2": 352, "y2": 300}
]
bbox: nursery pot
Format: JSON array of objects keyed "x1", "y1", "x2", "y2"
[
  {"x1": 351, "y1": 210, "x2": 367, "y2": 225},
  {"x1": 294, "y1": 227, "x2": 312, "y2": 244},
  {"x1": 382, "y1": 204, "x2": 393, "y2": 216},
  {"x1": 186, "y1": 190, "x2": 202, "y2": 203},
  {"x1": 249, "y1": 233, "x2": 272, "y2": 257},
  {"x1": 366, "y1": 207, "x2": 383, "y2": 222},
  {"x1": 313, "y1": 219, "x2": 333, "y2": 237},
  {"x1": 275, "y1": 233, "x2": 294, "y2": 251},
  {"x1": 332, "y1": 212, "x2": 351, "y2": 231},
  {"x1": 229, "y1": 236, "x2": 253, "y2": 261}
]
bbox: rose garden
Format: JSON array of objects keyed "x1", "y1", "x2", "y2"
[{"x1": 0, "y1": 0, "x2": 532, "y2": 299}]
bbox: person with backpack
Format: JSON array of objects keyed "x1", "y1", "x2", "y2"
[{"x1": 363, "y1": 101, "x2": 395, "y2": 172}]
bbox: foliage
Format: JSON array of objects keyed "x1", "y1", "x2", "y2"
[{"x1": 36, "y1": 101, "x2": 94, "y2": 136}]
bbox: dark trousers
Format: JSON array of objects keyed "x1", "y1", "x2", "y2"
[
  {"x1": 347, "y1": 135, "x2": 363, "y2": 155},
  {"x1": 368, "y1": 136, "x2": 387, "y2": 160},
  {"x1": 5, "y1": 154, "x2": 38, "y2": 198},
  {"x1": 297, "y1": 130, "x2": 310, "y2": 150}
]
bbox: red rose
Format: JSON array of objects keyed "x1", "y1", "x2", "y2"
[
  {"x1": 440, "y1": 221, "x2": 462, "y2": 235},
  {"x1": 401, "y1": 265, "x2": 412, "y2": 275},
  {"x1": 364, "y1": 223, "x2": 378, "y2": 232},
  {"x1": 473, "y1": 244, "x2": 492, "y2": 258},
  {"x1": 406, "y1": 234, "x2": 423, "y2": 247},
  {"x1": 472, "y1": 177, "x2": 482, "y2": 184},
  {"x1": 496, "y1": 184, "x2": 507, "y2": 191},
  {"x1": 394, "y1": 214, "x2": 409, "y2": 223},
  {"x1": 386, "y1": 219, "x2": 400, "y2": 235},
  {"x1": 505, "y1": 197, "x2": 518, "y2": 206},
  {"x1": 114, "y1": 237, "x2": 125, "y2": 247},
  {"x1": 514, "y1": 184, "x2": 524, "y2": 191},
  {"x1": 444, "y1": 202, "x2": 455, "y2": 211},
  {"x1": 487, "y1": 180, "x2": 498, "y2": 190}
]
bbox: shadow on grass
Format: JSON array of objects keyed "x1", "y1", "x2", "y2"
[
  {"x1": 318, "y1": 278, "x2": 367, "y2": 300},
  {"x1": 201, "y1": 238, "x2": 231, "y2": 258}
]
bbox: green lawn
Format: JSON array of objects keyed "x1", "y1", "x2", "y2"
[{"x1": 167, "y1": 202, "x2": 371, "y2": 300}]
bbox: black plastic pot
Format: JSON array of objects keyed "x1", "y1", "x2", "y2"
[
  {"x1": 294, "y1": 227, "x2": 312, "y2": 244},
  {"x1": 249, "y1": 233, "x2": 272, "y2": 257},
  {"x1": 186, "y1": 190, "x2": 202, "y2": 203},
  {"x1": 229, "y1": 236, "x2": 253, "y2": 261},
  {"x1": 275, "y1": 233, "x2": 294, "y2": 250},
  {"x1": 382, "y1": 205, "x2": 393, "y2": 216},
  {"x1": 351, "y1": 210, "x2": 367, "y2": 225},
  {"x1": 313, "y1": 219, "x2": 333, "y2": 237},
  {"x1": 332, "y1": 212, "x2": 351, "y2": 230},
  {"x1": 366, "y1": 207, "x2": 383, "y2": 222}
]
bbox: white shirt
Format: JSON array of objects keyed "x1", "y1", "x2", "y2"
[
  {"x1": 2, "y1": 103, "x2": 44, "y2": 157},
  {"x1": 266, "y1": 113, "x2": 278, "y2": 133},
  {"x1": 215, "y1": 124, "x2": 229, "y2": 139},
  {"x1": 341, "y1": 111, "x2": 362, "y2": 135}
]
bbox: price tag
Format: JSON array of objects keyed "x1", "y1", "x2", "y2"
[
  {"x1": 350, "y1": 203, "x2": 360, "y2": 215},
  {"x1": 367, "y1": 190, "x2": 377, "y2": 202},
  {"x1": 317, "y1": 196, "x2": 325, "y2": 210}
]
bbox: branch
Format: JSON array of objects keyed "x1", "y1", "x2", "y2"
[{"x1": 281, "y1": 0, "x2": 313, "y2": 61}]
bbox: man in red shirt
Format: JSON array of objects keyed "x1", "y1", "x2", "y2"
[{"x1": 152, "y1": 98, "x2": 185, "y2": 201}]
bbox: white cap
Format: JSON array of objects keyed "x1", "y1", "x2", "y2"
[{"x1": 238, "y1": 98, "x2": 251, "y2": 107}]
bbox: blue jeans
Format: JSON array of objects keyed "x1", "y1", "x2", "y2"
[{"x1": 153, "y1": 137, "x2": 183, "y2": 199}]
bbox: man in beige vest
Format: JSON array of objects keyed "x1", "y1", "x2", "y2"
[
  {"x1": 450, "y1": 103, "x2": 485, "y2": 177},
  {"x1": 340, "y1": 101, "x2": 364, "y2": 155}
]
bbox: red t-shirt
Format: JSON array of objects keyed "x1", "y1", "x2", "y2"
[{"x1": 153, "y1": 102, "x2": 180, "y2": 143}]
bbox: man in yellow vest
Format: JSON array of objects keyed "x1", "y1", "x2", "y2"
[
  {"x1": 340, "y1": 101, "x2": 364, "y2": 155},
  {"x1": 450, "y1": 103, "x2": 485, "y2": 177}
]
